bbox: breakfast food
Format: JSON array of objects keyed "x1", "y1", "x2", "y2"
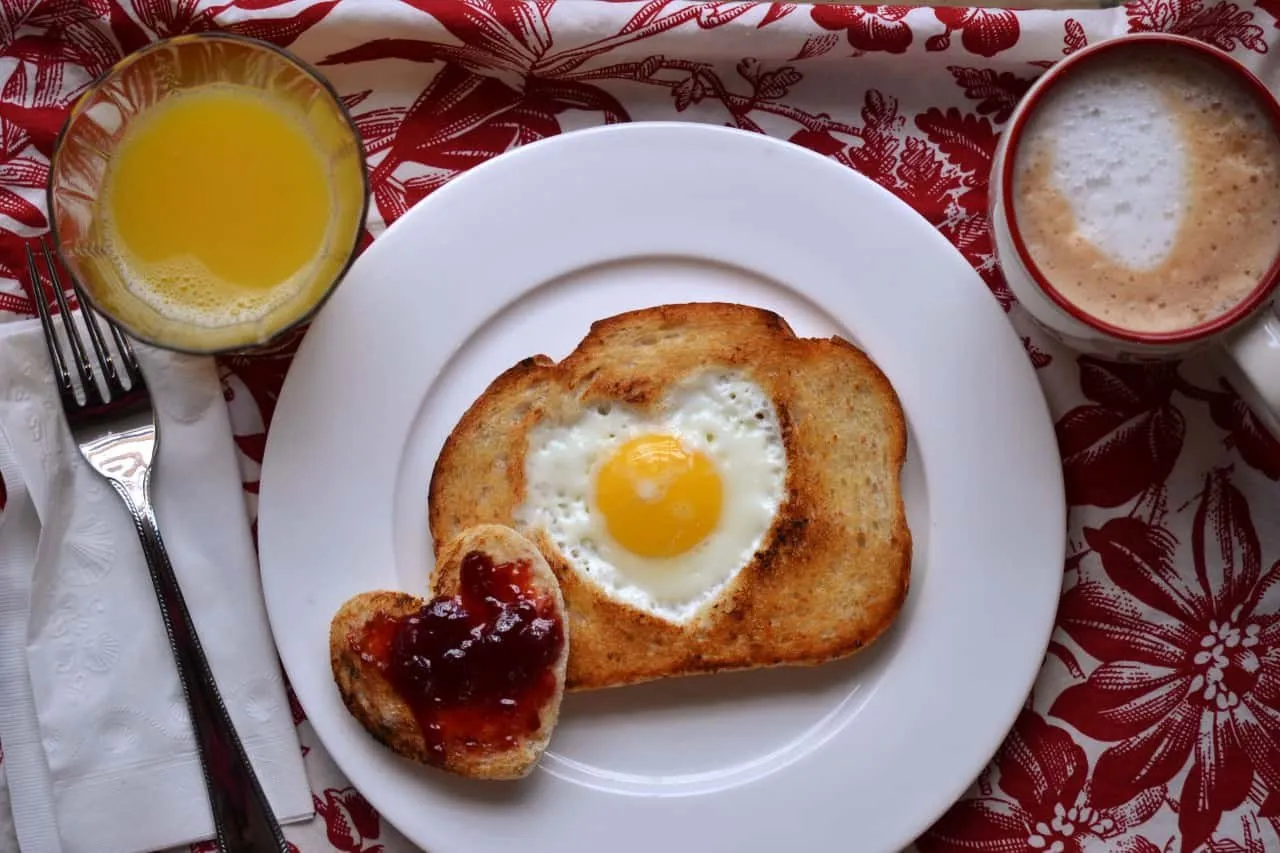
[
  {"x1": 523, "y1": 371, "x2": 787, "y2": 622},
  {"x1": 1012, "y1": 41, "x2": 1280, "y2": 334},
  {"x1": 330, "y1": 525, "x2": 568, "y2": 779},
  {"x1": 430, "y1": 302, "x2": 910, "y2": 691}
]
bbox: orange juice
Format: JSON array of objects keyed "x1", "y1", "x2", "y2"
[
  {"x1": 98, "y1": 84, "x2": 342, "y2": 331},
  {"x1": 50, "y1": 33, "x2": 367, "y2": 354}
]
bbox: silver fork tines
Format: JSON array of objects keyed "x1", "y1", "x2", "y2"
[
  {"x1": 23, "y1": 236, "x2": 289, "y2": 853},
  {"x1": 23, "y1": 240, "x2": 145, "y2": 412}
]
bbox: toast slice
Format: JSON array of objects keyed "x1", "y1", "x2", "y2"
[
  {"x1": 330, "y1": 524, "x2": 569, "y2": 779},
  {"x1": 428, "y1": 303, "x2": 911, "y2": 691}
]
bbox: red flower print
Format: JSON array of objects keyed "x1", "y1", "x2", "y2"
[
  {"x1": 1056, "y1": 357, "x2": 1186, "y2": 508},
  {"x1": 2, "y1": 1, "x2": 123, "y2": 95},
  {"x1": 0, "y1": 152, "x2": 46, "y2": 230},
  {"x1": 913, "y1": 105, "x2": 1014, "y2": 311},
  {"x1": 947, "y1": 67, "x2": 1034, "y2": 125},
  {"x1": 416, "y1": 0, "x2": 553, "y2": 71},
  {"x1": 913, "y1": 106, "x2": 997, "y2": 195},
  {"x1": 1209, "y1": 811, "x2": 1275, "y2": 853},
  {"x1": 361, "y1": 62, "x2": 625, "y2": 225},
  {"x1": 365, "y1": 64, "x2": 524, "y2": 224},
  {"x1": 1127, "y1": 0, "x2": 1267, "y2": 53},
  {"x1": 0, "y1": 68, "x2": 50, "y2": 234},
  {"x1": 340, "y1": 91, "x2": 408, "y2": 159},
  {"x1": 811, "y1": 5, "x2": 914, "y2": 54},
  {"x1": 792, "y1": 91, "x2": 948, "y2": 214},
  {"x1": 320, "y1": 0, "x2": 548, "y2": 75},
  {"x1": 315, "y1": 786, "x2": 382, "y2": 853},
  {"x1": 758, "y1": 3, "x2": 794, "y2": 28},
  {"x1": 320, "y1": 0, "x2": 755, "y2": 77},
  {"x1": 1064, "y1": 18, "x2": 1089, "y2": 54},
  {"x1": 219, "y1": 324, "x2": 304, "y2": 431},
  {"x1": 1194, "y1": 378, "x2": 1280, "y2": 481},
  {"x1": 792, "y1": 32, "x2": 840, "y2": 60},
  {"x1": 1052, "y1": 469, "x2": 1280, "y2": 851},
  {"x1": 108, "y1": 0, "x2": 340, "y2": 54},
  {"x1": 929, "y1": 8, "x2": 1021, "y2": 57},
  {"x1": 118, "y1": 0, "x2": 226, "y2": 46},
  {"x1": 922, "y1": 709, "x2": 1164, "y2": 852},
  {"x1": 799, "y1": 98, "x2": 1012, "y2": 312},
  {"x1": 795, "y1": 95, "x2": 1013, "y2": 316},
  {"x1": 794, "y1": 92, "x2": 976, "y2": 248}
]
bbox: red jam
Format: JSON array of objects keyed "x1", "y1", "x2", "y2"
[{"x1": 353, "y1": 551, "x2": 564, "y2": 763}]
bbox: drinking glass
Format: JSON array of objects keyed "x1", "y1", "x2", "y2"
[{"x1": 48, "y1": 33, "x2": 369, "y2": 354}]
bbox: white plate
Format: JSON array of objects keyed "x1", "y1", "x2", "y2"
[{"x1": 259, "y1": 123, "x2": 1065, "y2": 853}]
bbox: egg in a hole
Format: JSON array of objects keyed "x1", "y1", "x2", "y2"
[
  {"x1": 428, "y1": 302, "x2": 911, "y2": 691},
  {"x1": 517, "y1": 371, "x2": 787, "y2": 622}
]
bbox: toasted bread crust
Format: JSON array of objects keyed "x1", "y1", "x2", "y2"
[
  {"x1": 331, "y1": 590, "x2": 432, "y2": 762},
  {"x1": 329, "y1": 525, "x2": 568, "y2": 779},
  {"x1": 429, "y1": 303, "x2": 911, "y2": 691}
]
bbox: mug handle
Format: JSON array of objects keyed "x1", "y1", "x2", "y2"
[{"x1": 1222, "y1": 306, "x2": 1280, "y2": 439}]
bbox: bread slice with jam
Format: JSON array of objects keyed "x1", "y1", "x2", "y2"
[{"x1": 329, "y1": 524, "x2": 569, "y2": 780}]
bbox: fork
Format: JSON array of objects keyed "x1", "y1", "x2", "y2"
[{"x1": 24, "y1": 236, "x2": 290, "y2": 853}]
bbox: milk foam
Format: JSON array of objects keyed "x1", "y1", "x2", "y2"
[
  {"x1": 101, "y1": 248, "x2": 314, "y2": 329},
  {"x1": 1012, "y1": 46, "x2": 1280, "y2": 334},
  {"x1": 1038, "y1": 76, "x2": 1184, "y2": 269}
]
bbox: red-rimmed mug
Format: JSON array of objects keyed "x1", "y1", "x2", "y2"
[{"x1": 990, "y1": 32, "x2": 1280, "y2": 437}]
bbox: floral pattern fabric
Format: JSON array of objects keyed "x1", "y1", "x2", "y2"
[{"x1": 3, "y1": 1, "x2": 1280, "y2": 851}]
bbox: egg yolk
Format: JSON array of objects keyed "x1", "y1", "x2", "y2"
[{"x1": 595, "y1": 434, "x2": 723, "y2": 558}]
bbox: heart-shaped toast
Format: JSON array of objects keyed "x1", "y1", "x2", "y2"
[{"x1": 329, "y1": 524, "x2": 569, "y2": 780}]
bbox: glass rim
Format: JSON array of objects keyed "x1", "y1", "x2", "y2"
[{"x1": 46, "y1": 31, "x2": 371, "y2": 357}]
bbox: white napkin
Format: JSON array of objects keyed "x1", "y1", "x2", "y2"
[{"x1": 0, "y1": 317, "x2": 313, "y2": 853}]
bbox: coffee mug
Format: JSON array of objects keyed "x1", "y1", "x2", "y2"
[{"x1": 990, "y1": 32, "x2": 1280, "y2": 438}]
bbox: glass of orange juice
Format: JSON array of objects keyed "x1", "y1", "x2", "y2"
[{"x1": 48, "y1": 33, "x2": 368, "y2": 354}]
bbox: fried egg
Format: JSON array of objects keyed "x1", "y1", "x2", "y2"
[{"x1": 516, "y1": 371, "x2": 787, "y2": 622}]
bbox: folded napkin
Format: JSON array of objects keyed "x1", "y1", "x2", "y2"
[{"x1": 0, "y1": 317, "x2": 313, "y2": 853}]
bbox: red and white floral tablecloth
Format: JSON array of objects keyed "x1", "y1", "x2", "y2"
[{"x1": 4, "y1": 1, "x2": 1280, "y2": 851}]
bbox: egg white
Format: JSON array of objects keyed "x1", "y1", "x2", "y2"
[{"x1": 515, "y1": 371, "x2": 787, "y2": 622}]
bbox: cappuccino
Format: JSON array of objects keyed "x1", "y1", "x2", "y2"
[{"x1": 1011, "y1": 44, "x2": 1280, "y2": 335}]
